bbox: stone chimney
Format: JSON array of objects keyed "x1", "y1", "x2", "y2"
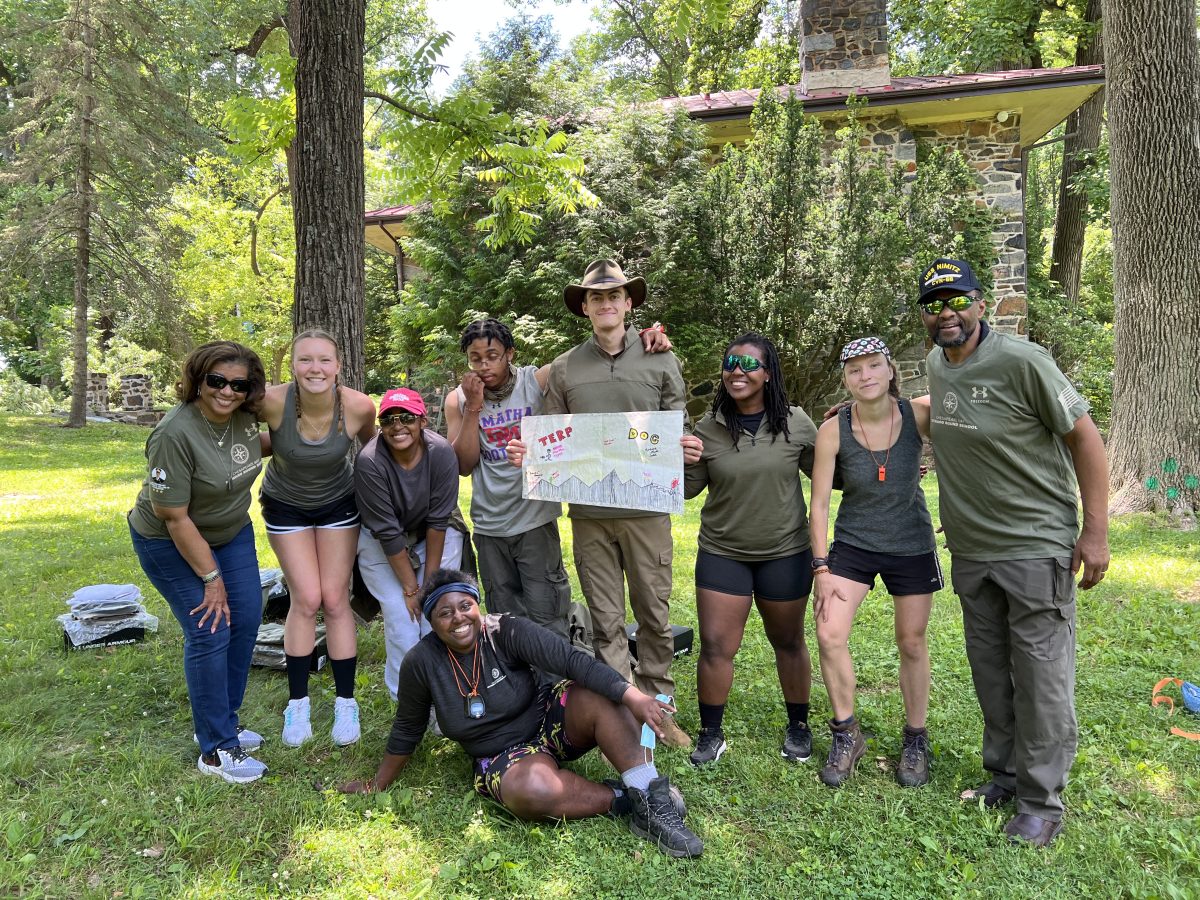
[{"x1": 800, "y1": 0, "x2": 892, "y2": 93}]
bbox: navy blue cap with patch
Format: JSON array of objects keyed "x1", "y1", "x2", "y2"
[{"x1": 918, "y1": 258, "x2": 982, "y2": 300}]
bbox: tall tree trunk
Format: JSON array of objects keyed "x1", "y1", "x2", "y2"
[
  {"x1": 1048, "y1": 0, "x2": 1103, "y2": 304},
  {"x1": 67, "y1": 0, "x2": 95, "y2": 429},
  {"x1": 291, "y1": 0, "x2": 366, "y2": 390},
  {"x1": 1104, "y1": 0, "x2": 1200, "y2": 522}
]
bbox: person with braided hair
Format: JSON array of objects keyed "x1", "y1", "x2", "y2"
[
  {"x1": 445, "y1": 317, "x2": 672, "y2": 641},
  {"x1": 258, "y1": 330, "x2": 377, "y2": 747},
  {"x1": 683, "y1": 333, "x2": 819, "y2": 768}
]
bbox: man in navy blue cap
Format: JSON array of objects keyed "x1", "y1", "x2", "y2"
[{"x1": 916, "y1": 257, "x2": 1110, "y2": 847}]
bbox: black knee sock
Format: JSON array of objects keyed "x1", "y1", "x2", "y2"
[
  {"x1": 285, "y1": 653, "x2": 311, "y2": 701},
  {"x1": 698, "y1": 702, "x2": 725, "y2": 731},
  {"x1": 786, "y1": 702, "x2": 810, "y2": 727},
  {"x1": 329, "y1": 655, "x2": 357, "y2": 699}
]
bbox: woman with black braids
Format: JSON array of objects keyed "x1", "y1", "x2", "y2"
[{"x1": 683, "y1": 333, "x2": 819, "y2": 768}]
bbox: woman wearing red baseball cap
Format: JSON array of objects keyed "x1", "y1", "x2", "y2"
[{"x1": 354, "y1": 386, "x2": 470, "y2": 700}]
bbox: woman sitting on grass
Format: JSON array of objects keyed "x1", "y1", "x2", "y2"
[
  {"x1": 128, "y1": 341, "x2": 269, "y2": 784},
  {"x1": 339, "y1": 568, "x2": 704, "y2": 859},
  {"x1": 808, "y1": 337, "x2": 940, "y2": 789}
]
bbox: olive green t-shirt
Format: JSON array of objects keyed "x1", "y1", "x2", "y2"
[
  {"x1": 128, "y1": 403, "x2": 263, "y2": 546},
  {"x1": 927, "y1": 328, "x2": 1088, "y2": 561},
  {"x1": 684, "y1": 407, "x2": 818, "y2": 560}
]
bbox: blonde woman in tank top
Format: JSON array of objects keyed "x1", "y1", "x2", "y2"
[
  {"x1": 259, "y1": 330, "x2": 377, "y2": 747},
  {"x1": 808, "y1": 337, "x2": 940, "y2": 790}
]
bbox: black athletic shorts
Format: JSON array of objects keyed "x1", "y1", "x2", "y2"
[
  {"x1": 828, "y1": 541, "x2": 944, "y2": 596},
  {"x1": 695, "y1": 548, "x2": 814, "y2": 601},
  {"x1": 260, "y1": 491, "x2": 360, "y2": 534}
]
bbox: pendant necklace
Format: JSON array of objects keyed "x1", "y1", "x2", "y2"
[
  {"x1": 854, "y1": 400, "x2": 896, "y2": 483},
  {"x1": 447, "y1": 640, "x2": 486, "y2": 719},
  {"x1": 199, "y1": 410, "x2": 232, "y2": 449}
]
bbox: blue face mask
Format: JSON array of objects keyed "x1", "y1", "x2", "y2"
[{"x1": 1183, "y1": 681, "x2": 1200, "y2": 715}]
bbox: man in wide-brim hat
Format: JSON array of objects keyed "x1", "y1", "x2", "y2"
[
  {"x1": 506, "y1": 258, "x2": 701, "y2": 749},
  {"x1": 562, "y1": 259, "x2": 647, "y2": 317}
]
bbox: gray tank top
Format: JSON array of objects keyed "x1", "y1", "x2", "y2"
[
  {"x1": 260, "y1": 383, "x2": 355, "y2": 508},
  {"x1": 833, "y1": 399, "x2": 935, "y2": 555},
  {"x1": 456, "y1": 365, "x2": 560, "y2": 536}
]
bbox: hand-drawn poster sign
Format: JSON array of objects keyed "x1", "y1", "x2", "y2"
[{"x1": 520, "y1": 411, "x2": 684, "y2": 514}]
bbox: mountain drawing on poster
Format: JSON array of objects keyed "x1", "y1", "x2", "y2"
[
  {"x1": 526, "y1": 468, "x2": 683, "y2": 514},
  {"x1": 520, "y1": 411, "x2": 685, "y2": 514}
]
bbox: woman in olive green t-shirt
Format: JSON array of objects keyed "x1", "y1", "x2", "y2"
[
  {"x1": 683, "y1": 333, "x2": 818, "y2": 769},
  {"x1": 128, "y1": 341, "x2": 268, "y2": 785}
]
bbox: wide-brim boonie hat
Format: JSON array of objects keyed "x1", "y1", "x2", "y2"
[{"x1": 563, "y1": 259, "x2": 647, "y2": 317}]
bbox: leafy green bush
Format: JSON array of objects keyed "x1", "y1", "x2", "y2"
[
  {"x1": 0, "y1": 371, "x2": 61, "y2": 415},
  {"x1": 678, "y1": 93, "x2": 993, "y2": 407}
]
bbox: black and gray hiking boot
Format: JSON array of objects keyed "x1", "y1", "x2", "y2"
[
  {"x1": 628, "y1": 776, "x2": 704, "y2": 858},
  {"x1": 604, "y1": 777, "x2": 686, "y2": 820},
  {"x1": 819, "y1": 718, "x2": 866, "y2": 788},
  {"x1": 896, "y1": 726, "x2": 931, "y2": 788}
]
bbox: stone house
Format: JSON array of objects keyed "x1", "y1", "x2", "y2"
[{"x1": 364, "y1": 0, "x2": 1103, "y2": 390}]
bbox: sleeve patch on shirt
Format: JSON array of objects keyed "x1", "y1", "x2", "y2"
[
  {"x1": 1057, "y1": 385, "x2": 1085, "y2": 417},
  {"x1": 149, "y1": 467, "x2": 169, "y2": 492}
]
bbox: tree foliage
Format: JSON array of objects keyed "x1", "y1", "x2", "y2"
[{"x1": 682, "y1": 93, "x2": 992, "y2": 407}]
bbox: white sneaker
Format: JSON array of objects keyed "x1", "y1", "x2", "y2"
[
  {"x1": 192, "y1": 725, "x2": 263, "y2": 751},
  {"x1": 282, "y1": 697, "x2": 313, "y2": 747},
  {"x1": 331, "y1": 697, "x2": 361, "y2": 746},
  {"x1": 197, "y1": 747, "x2": 267, "y2": 784}
]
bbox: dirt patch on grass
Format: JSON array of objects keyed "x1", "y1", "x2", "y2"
[{"x1": 1175, "y1": 581, "x2": 1200, "y2": 604}]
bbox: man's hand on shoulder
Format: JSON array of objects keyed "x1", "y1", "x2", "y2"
[{"x1": 640, "y1": 323, "x2": 672, "y2": 354}]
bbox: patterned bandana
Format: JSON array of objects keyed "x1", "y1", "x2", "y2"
[
  {"x1": 482, "y1": 364, "x2": 519, "y2": 404},
  {"x1": 839, "y1": 336, "x2": 892, "y2": 366}
]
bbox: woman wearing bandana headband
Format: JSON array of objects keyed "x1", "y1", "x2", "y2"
[
  {"x1": 340, "y1": 569, "x2": 704, "y2": 859},
  {"x1": 808, "y1": 337, "x2": 941, "y2": 789}
]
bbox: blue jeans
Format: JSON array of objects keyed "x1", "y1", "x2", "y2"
[{"x1": 130, "y1": 521, "x2": 261, "y2": 755}]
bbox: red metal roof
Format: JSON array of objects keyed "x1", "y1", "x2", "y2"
[
  {"x1": 665, "y1": 65, "x2": 1104, "y2": 118},
  {"x1": 364, "y1": 203, "x2": 424, "y2": 223}
]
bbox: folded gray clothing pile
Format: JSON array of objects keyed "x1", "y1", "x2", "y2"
[
  {"x1": 59, "y1": 583, "x2": 159, "y2": 644},
  {"x1": 67, "y1": 583, "x2": 145, "y2": 621}
]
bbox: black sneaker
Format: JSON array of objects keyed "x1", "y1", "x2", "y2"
[
  {"x1": 628, "y1": 776, "x2": 704, "y2": 858},
  {"x1": 688, "y1": 727, "x2": 727, "y2": 768},
  {"x1": 604, "y1": 778, "x2": 686, "y2": 819},
  {"x1": 896, "y1": 727, "x2": 930, "y2": 788},
  {"x1": 781, "y1": 722, "x2": 812, "y2": 762}
]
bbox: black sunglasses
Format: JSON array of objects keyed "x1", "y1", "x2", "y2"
[
  {"x1": 204, "y1": 372, "x2": 252, "y2": 394},
  {"x1": 919, "y1": 295, "x2": 978, "y2": 316},
  {"x1": 722, "y1": 353, "x2": 763, "y2": 374},
  {"x1": 379, "y1": 411, "x2": 420, "y2": 427}
]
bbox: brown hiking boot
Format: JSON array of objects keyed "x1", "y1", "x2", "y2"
[
  {"x1": 819, "y1": 718, "x2": 866, "y2": 788},
  {"x1": 659, "y1": 717, "x2": 693, "y2": 750},
  {"x1": 896, "y1": 725, "x2": 930, "y2": 788}
]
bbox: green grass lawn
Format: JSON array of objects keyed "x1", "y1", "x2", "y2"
[{"x1": 2, "y1": 413, "x2": 1199, "y2": 898}]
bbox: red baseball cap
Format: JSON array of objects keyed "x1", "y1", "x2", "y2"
[{"x1": 378, "y1": 387, "x2": 426, "y2": 417}]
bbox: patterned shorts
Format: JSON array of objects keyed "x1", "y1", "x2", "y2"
[{"x1": 472, "y1": 680, "x2": 587, "y2": 805}]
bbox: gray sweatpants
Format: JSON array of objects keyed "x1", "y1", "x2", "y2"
[
  {"x1": 473, "y1": 521, "x2": 571, "y2": 641},
  {"x1": 951, "y1": 556, "x2": 1078, "y2": 821}
]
